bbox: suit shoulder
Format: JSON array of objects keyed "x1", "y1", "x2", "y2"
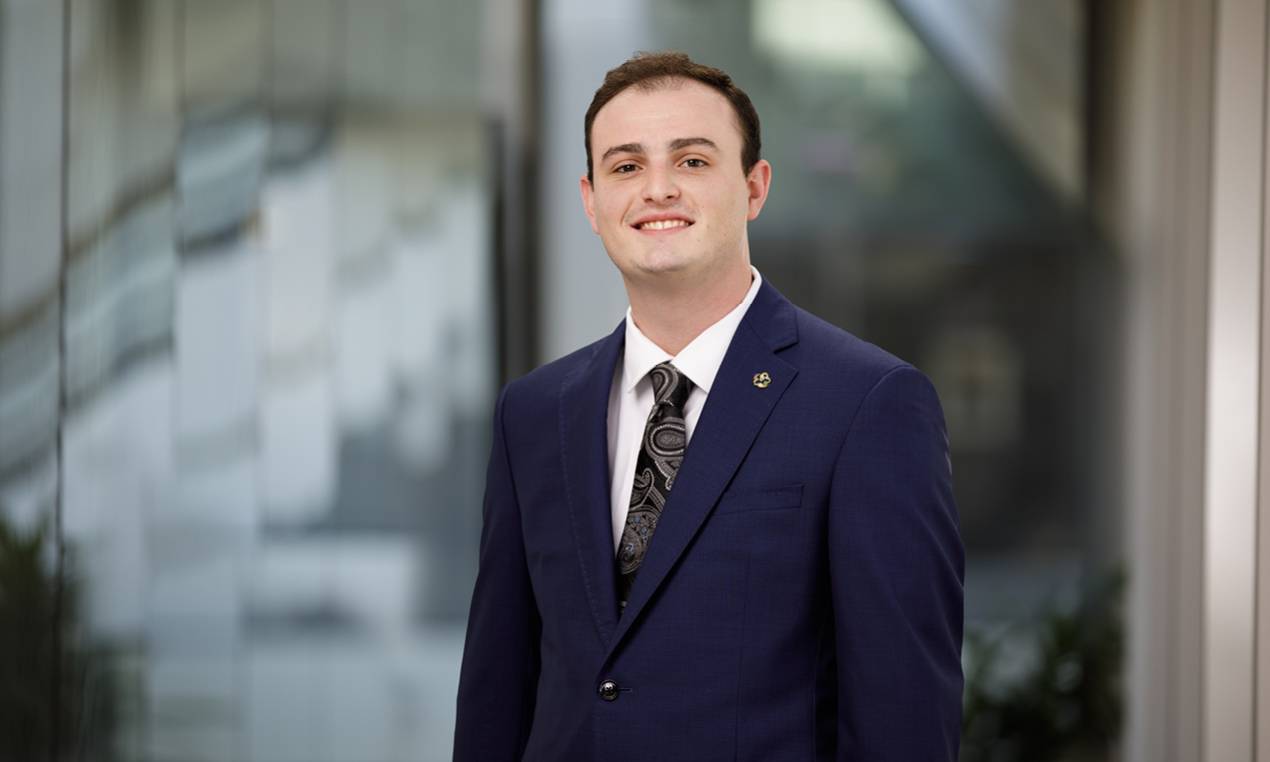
[{"x1": 785, "y1": 305, "x2": 945, "y2": 439}]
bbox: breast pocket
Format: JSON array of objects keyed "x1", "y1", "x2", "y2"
[{"x1": 713, "y1": 483, "x2": 803, "y2": 515}]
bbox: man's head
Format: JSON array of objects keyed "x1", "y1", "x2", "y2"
[
  {"x1": 583, "y1": 52, "x2": 761, "y2": 185},
  {"x1": 580, "y1": 52, "x2": 772, "y2": 287}
]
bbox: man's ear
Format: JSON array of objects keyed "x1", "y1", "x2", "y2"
[
  {"x1": 579, "y1": 174, "x2": 600, "y2": 234},
  {"x1": 745, "y1": 159, "x2": 773, "y2": 221}
]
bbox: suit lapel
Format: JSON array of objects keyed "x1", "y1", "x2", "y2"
[
  {"x1": 604, "y1": 281, "x2": 800, "y2": 660},
  {"x1": 559, "y1": 321, "x2": 625, "y2": 648}
]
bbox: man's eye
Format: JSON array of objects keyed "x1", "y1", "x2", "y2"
[
  {"x1": 682, "y1": 158, "x2": 707, "y2": 168},
  {"x1": 614, "y1": 163, "x2": 638, "y2": 173}
]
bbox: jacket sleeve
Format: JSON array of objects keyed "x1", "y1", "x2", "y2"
[
  {"x1": 454, "y1": 385, "x2": 541, "y2": 761},
  {"x1": 827, "y1": 366, "x2": 965, "y2": 760}
]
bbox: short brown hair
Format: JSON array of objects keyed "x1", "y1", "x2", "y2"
[{"x1": 584, "y1": 51, "x2": 761, "y2": 183}]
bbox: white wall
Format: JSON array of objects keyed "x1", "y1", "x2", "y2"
[
  {"x1": 1204, "y1": 1, "x2": 1266, "y2": 760},
  {"x1": 1101, "y1": 0, "x2": 1270, "y2": 759}
]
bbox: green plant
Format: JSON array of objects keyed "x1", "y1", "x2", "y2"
[
  {"x1": 961, "y1": 569, "x2": 1124, "y2": 762},
  {"x1": 0, "y1": 519, "x2": 62, "y2": 758},
  {"x1": 0, "y1": 517, "x2": 114, "y2": 761}
]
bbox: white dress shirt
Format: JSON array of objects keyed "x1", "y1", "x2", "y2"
[{"x1": 606, "y1": 266, "x2": 764, "y2": 550}]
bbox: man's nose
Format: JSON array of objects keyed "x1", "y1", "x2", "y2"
[{"x1": 641, "y1": 164, "x2": 680, "y2": 203}]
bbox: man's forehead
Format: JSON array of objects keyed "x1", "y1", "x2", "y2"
[{"x1": 592, "y1": 81, "x2": 739, "y2": 142}]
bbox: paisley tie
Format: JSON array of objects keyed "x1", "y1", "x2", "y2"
[{"x1": 617, "y1": 361, "x2": 693, "y2": 612}]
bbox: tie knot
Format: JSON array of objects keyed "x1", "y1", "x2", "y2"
[{"x1": 649, "y1": 361, "x2": 693, "y2": 409}]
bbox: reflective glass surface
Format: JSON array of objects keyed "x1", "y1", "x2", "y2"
[{"x1": 1, "y1": 1, "x2": 495, "y2": 759}]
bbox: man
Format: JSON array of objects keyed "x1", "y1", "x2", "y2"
[{"x1": 454, "y1": 52, "x2": 964, "y2": 761}]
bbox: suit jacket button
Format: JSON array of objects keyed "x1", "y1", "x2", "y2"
[{"x1": 598, "y1": 680, "x2": 619, "y2": 702}]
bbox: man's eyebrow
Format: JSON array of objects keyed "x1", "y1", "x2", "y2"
[
  {"x1": 601, "y1": 143, "x2": 645, "y2": 162},
  {"x1": 668, "y1": 137, "x2": 718, "y2": 152},
  {"x1": 599, "y1": 137, "x2": 720, "y2": 164}
]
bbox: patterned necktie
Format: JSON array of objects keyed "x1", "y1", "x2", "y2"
[{"x1": 617, "y1": 361, "x2": 694, "y2": 612}]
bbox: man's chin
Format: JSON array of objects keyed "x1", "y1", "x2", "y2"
[{"x1": 628, "y1": 258, "x2": 699, "y2": 282}]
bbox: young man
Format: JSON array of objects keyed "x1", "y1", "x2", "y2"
[{"x1": 454, "y1": 52, "x2": 964, "y2": 761}]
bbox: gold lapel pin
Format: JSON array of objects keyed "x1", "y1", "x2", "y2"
[{"x1": 752, "y1": 371, "x2": 772, "y2": 389}]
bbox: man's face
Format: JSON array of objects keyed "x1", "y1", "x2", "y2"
[{"x1": 580, "y1": 79, "x2": 771, "y2": 284}]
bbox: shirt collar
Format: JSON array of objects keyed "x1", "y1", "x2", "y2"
[{"x1": 621, "y1": 266, "x2": 763, "y2": 395}]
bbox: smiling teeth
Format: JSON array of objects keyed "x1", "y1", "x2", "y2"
[{"x1": 640, "y1": 219, "x2": 690, "y2": 230}]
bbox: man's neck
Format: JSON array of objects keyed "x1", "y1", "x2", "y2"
[{"x1": 625, "y1": 262, "x2": 753, "y2": 356}]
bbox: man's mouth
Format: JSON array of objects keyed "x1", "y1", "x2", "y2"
[{"x1": 633, "y1": 218, "x2": 694, "y2": 231}]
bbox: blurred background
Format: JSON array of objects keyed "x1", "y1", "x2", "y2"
[{"x1": 1, "y1": 0, "x2": 1267, "y2": 761}]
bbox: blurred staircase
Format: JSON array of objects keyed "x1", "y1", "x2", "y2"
[{"x1": 890, "y1": 0, "x2": 1086, "y2": 201}]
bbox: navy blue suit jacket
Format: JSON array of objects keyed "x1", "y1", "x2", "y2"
[{"x1": 455, "y1": 280, "x2": 964, "y2": 761}]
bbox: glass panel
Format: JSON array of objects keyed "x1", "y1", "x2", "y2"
[
  {"x1": 0, "y1": 1, "x2": 501, "y2": 759},
  {"x1": 0, "y1": 0, "x2": 68, "y2": 758}
]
